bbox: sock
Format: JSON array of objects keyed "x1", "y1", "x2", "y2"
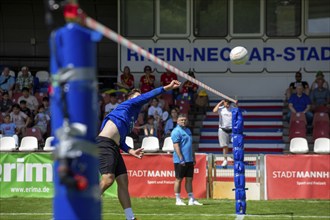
[
  {"x1": 124, "y1": 208, "x2": 135, "y2": 220},
  {"x1": 175, "y1": 193, "x2": 181, "y2": 201},
  {"x1": 188, "y1": 192, "x2": 194, "y2": 201}
]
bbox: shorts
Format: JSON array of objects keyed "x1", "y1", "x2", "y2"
[
  {"x1": 96, "y1": 136, "x2": 127, "y2": 177},
  {"x1": 174, "y1": 162, "x2": 194, "y2": 179},
  {"x1": 218, "y1": 128, "x2": 231, "y2": 147}
]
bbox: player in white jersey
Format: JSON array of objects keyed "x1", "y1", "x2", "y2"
[{"x1": 212, "y1": 99, "x2": 233, "y2": 167}]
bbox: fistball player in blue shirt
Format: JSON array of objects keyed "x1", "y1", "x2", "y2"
[{"x1": 97, "y1": 80, "x2": 181, "y2": 220}]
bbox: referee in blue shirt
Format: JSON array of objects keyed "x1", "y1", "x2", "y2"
[
  {"x1": 97, "y1": 80, "x2": 181, "y2": 220},
  {"x1": 171, "y1": 113, "x2": 203, "y2": 206}
]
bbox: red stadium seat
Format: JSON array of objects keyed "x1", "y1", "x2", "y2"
[
  {"x1": 24, "y1": 127, "x2": 44, "y2": 144},
  {"x1": 290, "y1": 113, "x2": 307, "y2": 126},
  {"x1": 289, "y1": 120, "x2": 307, "y2": 140},
  {"x1": 313, "y1": 121, "x2": 330, "y2": 140},
  {"x1": 12, "y1": 92, "x2": 23, "y2": 104},
  {"x1": 314, "y1": 106, "x2": 329, "y2": 113},
  {"x1": 177, "y1": 100, "x2": 190, "y2": 114},
  {"x1": 313, "y1": 112, "x2": 329, "y2": 127},
  {"x1": 116, "y1": 93, "x2": 126, "y2": 103},
  {"x1": 162, "y1": 93, "x2": 174, "y2": 106}
]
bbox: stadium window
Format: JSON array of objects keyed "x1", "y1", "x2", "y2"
[
  {"x1": 230, "y1": 0, "x2": 263, "y2": 36},
  {"x1": 193, "y1": 0, "x2": 228, "y2": 37},
  {"x1": 306, "y1": 0, "x2": 330, "y2": 36},
  {"x1": 156, "y1": 0, "x2": 189, "y2": 37},
  {"x1": 266, "y1": 0, "x2": 301, "y2": 37},
  {"x1": 120, "y1": 0, "x2": 154, "y2": 37}
]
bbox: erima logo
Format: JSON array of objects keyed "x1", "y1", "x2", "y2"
[{"x1": 0, "y1": 158, "x2": 53, "y2": 182}]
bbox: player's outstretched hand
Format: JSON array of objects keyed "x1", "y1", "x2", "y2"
[
  {"x1": 129, "y1": 148, "x2": 144, "y2": 159},
  {"x1": 164, "y1": 80, "x2": 181, "y2": 91}
]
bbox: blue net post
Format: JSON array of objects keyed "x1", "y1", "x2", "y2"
[
  {"x1": 50, "y1": 23, "x2": 102, "y2": 220},
  {"x1": 232, "y1": 107, "x2": 247, "y2": 215}
]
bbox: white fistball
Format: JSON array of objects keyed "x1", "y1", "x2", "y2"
[{"x1": 230, "y1": 46, "x2": 248, "y2": 65}]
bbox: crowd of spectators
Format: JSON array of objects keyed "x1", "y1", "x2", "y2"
[
  {"x1": 0, "y1": 66, "x2": 50, "y2": 147},
  {"x1": 100, "y1": 65, "x2": 206, "y2": 146},
  {"x1": 286, "y1": 71, "x2": 330, "y2": 138},
  {"x1": 2, "y1": 65, "x2": 328, "y2": 149}
]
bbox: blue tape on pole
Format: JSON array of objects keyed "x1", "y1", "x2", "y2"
[
  {"x1": 232, "y1": 107, "x2": 244, "y2": 134},
  {"x1": 50, "y1": 23, "x2": 101, "y2": 220},
  {"x1": 234, "y1": 161, "x2": 245, "y2": 175},
  {"x1": 232, "y1": 134, "x2": 244, "y2": 148},
  {"x1": 235, "y1": 188, "x2": 246, "y2": 200},
  {"x1": 234, "y1": 173, "x2": 246, "y2": 188},
  {"x1": 233, "y1": 147, "x2": 244, "y2": 161},
  {"x1": 232, "y1": 107, "x2": 247, "y2": 214}
]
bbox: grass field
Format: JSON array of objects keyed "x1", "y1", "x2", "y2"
[{"x1": 0, "y1": 198, "x2": 329, "y2": 220}]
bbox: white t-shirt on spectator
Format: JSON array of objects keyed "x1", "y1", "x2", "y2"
[
  {"x1": 18, "y1": 95, "x2": 39, "y2": 111},
  {"x1": 105, "y1": 103, "x2": 119, "y2": 113},
  {"x1": 148, "y1": 106, "x2": 163, "y2": 117},
  {"x1": 10, "y1": 111, "x2": 28, "y2": 129},
  {"x1": 218, "y1": 105, "x2": 233, "y2": 129}
]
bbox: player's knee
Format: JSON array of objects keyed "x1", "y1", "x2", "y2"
[
  {"x1": 102, "y1": 174, "x2": 115, "y2": 188},
  {"x1": 175, "y1": 178, "x2": 183, "y2": 183}
]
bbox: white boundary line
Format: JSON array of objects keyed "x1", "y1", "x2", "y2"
[{"x1": 1, "y1": 212, "x2": 329, "y2": 219}]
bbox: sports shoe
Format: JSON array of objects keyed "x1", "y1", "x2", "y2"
[
  {"x1": 188, "y1": 199, "x2": 203, "y2": 206},
  {"x1": 221, "y1": 160, "x2": 228, "y2": 167},
  {"x1": 176, "y1": 200, "x2": 186, "y2": 206}
]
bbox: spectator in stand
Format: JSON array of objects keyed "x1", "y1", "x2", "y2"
[
  {"x1": 148, "y1": 98, "x2": 163, "y2": 135},
  {"x1": 18, "y1": 87, "x2": 39, "y2": 113},
  {"x1": 161, "y1": 69, "x2": 178, "y2": 87},
  {"x1": 195, "y1": 90, "x2": 209, "y2": 113},
  {"x1": 19, "y1": 100, "x2": 33, "y2": 127},
  {"x1": 310, "y1": 71, "x2": 329, "y2": 90},
  {"x1": 104, "y1": 94, "x2": 119, "y2": 116},
  {"x1": 0, "y1": 67, "x2": 15, "y2": 98},
  {"x1": 144, "y1": 115, "x2": 156, "y2": 137},
  {"x1": 0, "y1": 92, "x2": 13, "y2": 116},
  {"x1": 212, "y1": 99, "x2": 234, "y2": 167},
  {"x1": 0, "y1": 114, "x2": 19, "y2": 146},
  {"x1": 161, "y1": 68, "x2": 178, "y2": 100},
  {"x1": 285, "y1": 71, "x2": 309, "y2": 100},
  {"x1": 119, "y1": 66, "x2": 135, "y2": 90},
  {"x1": 171, "y1": 113, "x2": 202, "y2": 206},
  {"x1": 131, "y1": 112, "x2": 146, "y2": 141},
  {"x1": 42, "y1": 97, "x2": 51, "y2": 117},
  {"x1": 309, "y1": 78, "x2": 330, "y2": 110},
  {"x1": 33, "y1": 105, "x2": 50, "y2": 135},
  {"x1": 180, "y1": 71, "x2": 199, "y2": 102},
  {"x1": 139, "y1": 65, "x2": 155, "y2": 93},
  {"x1": 164, "y1": 108, "x2": 178, "y2": 136},
  {"x1": 15, "y1": 66, "x2": 33, "y2": 93},
  {"x1": 287, "y1": 84, "x2": 313, "y2": 124},
  {"x1": 10, "y1": 104, "x2": 30, "y2": 136},
  {"x1": 148, "y1": 98, "x2": 163, "y2": 118},
  {"x1": 156, "y1": 94, "x2": 169, "y2": 111}
]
